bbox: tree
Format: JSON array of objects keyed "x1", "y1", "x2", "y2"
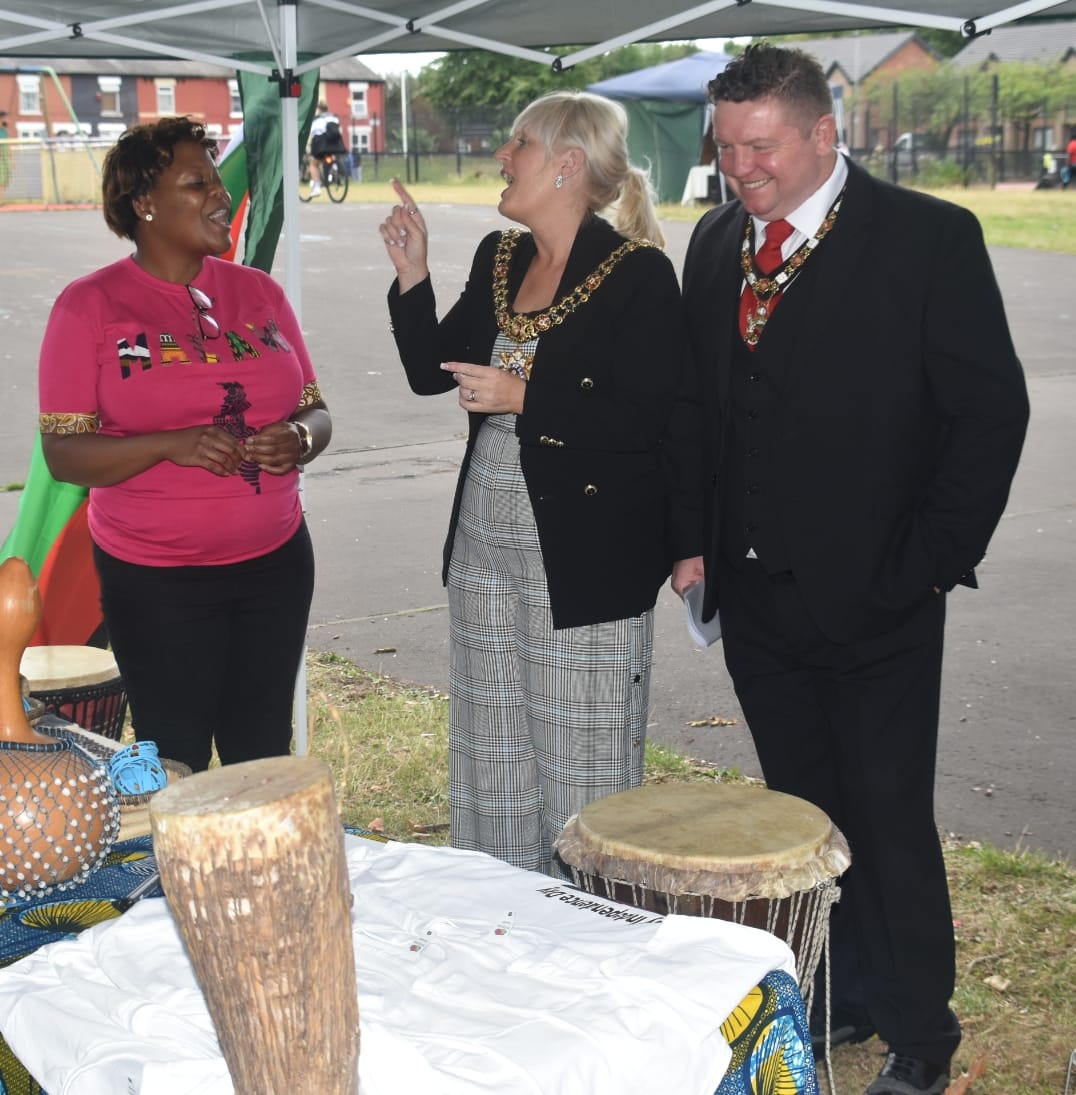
[
  {"x1": 914, "y1": 28, "x2": 965, "y2": 58},
  {"x1": 865, "y1": 65, "x2": 990, "y2": 150},
  {"x1": 994, "y1": 61, "x2": 1074, "y2": 149},
  {"x1": 418, "y1": 42, "x2": 700, "y2": 117},
  {"x1": 419, "y1": 49, "x2": 576, "y2": 117}
]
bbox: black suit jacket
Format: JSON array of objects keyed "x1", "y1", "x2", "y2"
[
  {"x1": 682, "y1": 159, "x2": 1029, "y2": 644},
  {"x1": 389, "y1": 216, "x2": 703, "y2": 629}
]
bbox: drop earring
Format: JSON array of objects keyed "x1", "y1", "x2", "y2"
[{"x1": 554, "y1": 174, "x2": 564, "y2": 190}]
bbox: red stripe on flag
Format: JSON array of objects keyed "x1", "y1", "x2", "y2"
[
  {"x1": 30, "y1": 499, "x2": 102, "y2": 647},
  {"x1": 220, "y1": 191, "x2": 250, "y2": 264}
]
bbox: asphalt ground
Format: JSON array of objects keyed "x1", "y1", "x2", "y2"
[{"x1": 1, "y1": 201, "x2": 1073, "y2": 860}]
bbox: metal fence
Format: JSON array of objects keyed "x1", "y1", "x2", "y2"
[
  {"x1": 0, "y1": 138, "x2": 104, "y2": 204},
  {"x1": 852, "y1": 144, "x2": 1062, "y2": 188}
]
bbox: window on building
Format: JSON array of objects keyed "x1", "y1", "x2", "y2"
[
  {"x1": 17, "y1": 74, "x2": 41, "y2": 115},
  {"x1": 98, "y1": 76, "x2": 122, "y2": 116},
  {"x1": 1032, "y1": 127, "x2": 1053, "y2": 150},
  {"x1": 228, "y1": 79, "x2": 242, "y2": 117},
  {"x1": 349, "y1": 82, "x2": 368, "y2": 119},
  {"x1": 97, "y1": 123, "x2": 127, "y2": 141},
  {"x1": 156, "y1": 80, "x2": 176, "y2": 115},
  {"x1": 53, "y1": 123, "x2": 92, "y2": 138}
]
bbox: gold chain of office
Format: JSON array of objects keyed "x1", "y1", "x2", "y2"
[
  {"x1": 493, "y1": 229, "x2": 657, "y2": 344},
  {"x1": 739, "y1": 186, "x2": 846, "y2": 301}
]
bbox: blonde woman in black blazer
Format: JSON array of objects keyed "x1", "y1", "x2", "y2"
[{"x1": 381, "y1": 91, "x2": 702, "y2": 877}]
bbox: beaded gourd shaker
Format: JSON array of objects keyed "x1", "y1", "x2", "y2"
[{"x1": 0, "y1": 557, "x2": 119, "y2": 901}]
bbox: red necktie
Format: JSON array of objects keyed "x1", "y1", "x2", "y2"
[{"x1": 738, "y1": 218, "x2": 795, "y2": 343}]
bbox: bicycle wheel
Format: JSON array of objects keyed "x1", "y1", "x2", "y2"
[{"x1": 325, "y1": 157, "x2": 349, "y2": 203}]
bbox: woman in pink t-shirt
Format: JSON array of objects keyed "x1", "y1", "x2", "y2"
[{"x1": 39, "y1": 117, "x2": 332, "y2": 771}]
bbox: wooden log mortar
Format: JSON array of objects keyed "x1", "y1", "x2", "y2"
[{"x1": 149, "y1": 755, "x2": 359, "y2": 1095}]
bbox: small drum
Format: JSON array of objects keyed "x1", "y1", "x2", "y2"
[
  {"x1": 20, "y1": 645, "x2": 129, "y2": 740},
  {"x1": 555, "y1": 783, "x2": 851, "y2": 998}
]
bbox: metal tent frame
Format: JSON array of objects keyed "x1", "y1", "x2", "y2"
[{"x1": 4, "y1": 0, "x2": 1071, "y2": 750}]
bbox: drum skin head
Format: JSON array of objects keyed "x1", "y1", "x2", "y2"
[
  {"x1": 558, "y1": 784, "x2": 851, "y2": 902},
  {"x1": 20, "y1": 645, "x2": 120, "y2": 690},
  {"x1": 576, "y1": 784, "x2": 832, "y2": 866}
]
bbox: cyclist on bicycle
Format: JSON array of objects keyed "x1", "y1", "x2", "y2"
[{"x1": 308, "y1": 102, "x2": 348, "y2": 196}]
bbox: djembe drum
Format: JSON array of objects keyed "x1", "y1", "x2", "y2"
[
  {"x1": 555, "y1": 783, "x2": 851, "y2": 1006},
  {"x1": 149, "y1": 755, "x2": 359, "y2": 1095},
  {"x1": 20, "y1": 644, "x2": 129, "y2": 740}
]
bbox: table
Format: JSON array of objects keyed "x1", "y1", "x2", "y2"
[{"x1": 0, "y1": 833, "x2": 819, "y2": 1095}]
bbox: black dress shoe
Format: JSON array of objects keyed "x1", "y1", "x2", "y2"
[{"x1": 866, "y1": 1052, "x2": 951, "y2": 1095}]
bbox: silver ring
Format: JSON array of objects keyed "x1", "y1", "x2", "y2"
[{"x1": 467, "y1": 389, "x2": 478, "y2": 402}]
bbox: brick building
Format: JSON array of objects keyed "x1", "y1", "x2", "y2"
[
  {"x1": 0, "y1": 55, "x2": 385, "y2": 154},
  {"x1": 792, "y1": 31, "x2": 940, "y2": 152}
]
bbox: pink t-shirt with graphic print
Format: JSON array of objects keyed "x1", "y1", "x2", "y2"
[{"x1": 39, "y1": 255, "x2": 317, "y2": 567}]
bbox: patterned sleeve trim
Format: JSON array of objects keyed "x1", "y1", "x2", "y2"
[
  {"x1": 297, "y1": 381, "x2": 323, "y2": 409},
  {"x1": 39, "y1": 412, "x2": 100, "y2": 435}
]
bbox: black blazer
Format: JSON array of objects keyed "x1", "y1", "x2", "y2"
[
  {"x1": 389, "y1": 216, "x2": 703, "y2": 629},
  {"x1": 682, "y1": 159, "x2": 1029, "y2": 644}
]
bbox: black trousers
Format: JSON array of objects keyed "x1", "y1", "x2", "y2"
[
  {"x1": 94, "y1": 521, "x2": 314, "y2": 773},
  {"x1": 716, "y1": 556, "x2": 960, "y2": 1064}
]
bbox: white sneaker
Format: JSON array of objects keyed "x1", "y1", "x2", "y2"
[{"x1": 310, "y1": 183, "x2": 322, "y2": 196}]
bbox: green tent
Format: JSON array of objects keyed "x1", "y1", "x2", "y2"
[{"x1": 587, "y1": 51, "x2": 731, "y2": 204}]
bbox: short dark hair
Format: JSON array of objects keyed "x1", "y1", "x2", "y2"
[
  {"x1": 708, "y1": 43, "x2": 833, "y2": 130},
  {"x1": 101, "y1": 116, "x2": 217, "y2": 240}
]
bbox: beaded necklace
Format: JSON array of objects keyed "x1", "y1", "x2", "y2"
[
  {"x1": 492, "y1": 229, "x2": 657, "y2": 377},
  {"x1": 739, "y1": 186, "x2": 845, "y2": 347}
]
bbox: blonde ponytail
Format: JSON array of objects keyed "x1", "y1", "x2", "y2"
[
  {"x1": 512, "y1": 91, "x2": 666, "y2": 249},
  {"x1": 606, "y1": 164, "x2": 664, "y2": 249}
]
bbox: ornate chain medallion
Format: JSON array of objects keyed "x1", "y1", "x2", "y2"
[
  {"x1": 492, "y1": 229, "x2": 657, "y2": 377},
  {"x1": 740, "y1": 186, "x2": 845, "y2": 346}
]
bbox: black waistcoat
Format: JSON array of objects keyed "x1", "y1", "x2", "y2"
[{"x1": 721, "y1": 321, "x2": 792, "y2": 574}]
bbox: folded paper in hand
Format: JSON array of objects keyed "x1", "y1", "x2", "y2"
[{"x1": 684, "y1": 581, "x2": 721, "y2": 648}]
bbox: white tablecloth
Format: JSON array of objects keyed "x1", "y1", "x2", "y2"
[{"x1": 0, "y1": 836, "x2": 796, "y2": 1095}]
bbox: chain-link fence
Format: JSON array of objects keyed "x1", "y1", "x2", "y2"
[
  {"x1": 854, "y1": 143, "x2": 1066, "y2": 188},
  {"x1": 0, "y1": 138, "x2": 104, "y2": 204}
]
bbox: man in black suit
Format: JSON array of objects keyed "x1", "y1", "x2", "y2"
[{"x1": 675, "y1": 43, "x2": 1028, "y2": 1095}]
